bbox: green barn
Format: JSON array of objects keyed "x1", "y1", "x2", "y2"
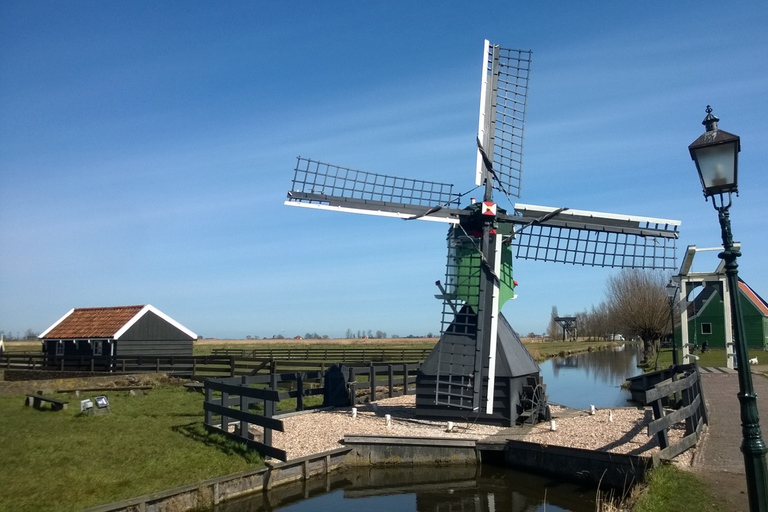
[{"x1": 684, "y1": 279, "x2": 768, "y2": 350}]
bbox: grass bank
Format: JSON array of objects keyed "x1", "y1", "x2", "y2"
[
  {"x1": 194, "y1": 337, "x2": 618, "y2": 362},
  {"x1": 640, "y1": 346, "x2": 765, "y2": 372},
  {"x1": 0, "y1": 382, "x2": 260, "y2": 512},
  {"x1": 629, "y1": 464, "x2": 728, "y2": 511}
]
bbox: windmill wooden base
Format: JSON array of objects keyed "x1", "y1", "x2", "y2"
[{"x1": 415, "y1": 312, "x2": 548, "y2": 427}]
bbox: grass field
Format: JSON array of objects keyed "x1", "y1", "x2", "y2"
[
  {"x1": 0, "y1": 382, "x2": 260, "y2": 512},
  {"x1": 642, "y1": 346, "x2": 766, "y2": 372},
  {"x1": 193, "y1": 338, "x2": 618, "y2": 362}
]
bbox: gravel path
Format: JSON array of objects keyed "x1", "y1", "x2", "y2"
[{"x1": 267, "y1": 395, "x2": 686, "y2": 461}]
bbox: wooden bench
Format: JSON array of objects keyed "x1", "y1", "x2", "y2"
[{"x1": 25, "y1": 394, "x2": 69, "y2": 411}]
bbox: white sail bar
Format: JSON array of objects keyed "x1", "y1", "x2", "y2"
[
  {"x1": 284, "y1": 201, "x2": 460, "y2": 224},
  {"x1": 512, "y1": 203, "x2": 680, "y2": 270}
]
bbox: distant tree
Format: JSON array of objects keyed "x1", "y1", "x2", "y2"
[
  {"x1": 345, "y1": 329, "x2": 353, "y2": 339},
  {"x1": 375, "y1": 330, "x2": 386, "y2": 339},
  {"x1": 546, "y1": 306, "x2": 559, "y2": 340},
  {"x1": 605, "y1": 269, "x2": 670, "y2": 364}
]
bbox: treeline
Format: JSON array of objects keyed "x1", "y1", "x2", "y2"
[
  {"x1": 547, "y1": 269, "x2": 671, "y2": 363},
  {"x1": 0, "y1": 329, "x2": 39, "y2": 341}
]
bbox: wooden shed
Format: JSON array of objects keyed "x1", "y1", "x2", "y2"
[
  {"x1": 39, "y1": 305, "x2": 197, "y2": 360},
  {"x1": 682, "y1": 279, "x2": 768, "y2": 350}
]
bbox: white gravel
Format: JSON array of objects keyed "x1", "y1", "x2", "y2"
[{"x1": 263, "y1": 395, "x2": 685, "y2": 461}]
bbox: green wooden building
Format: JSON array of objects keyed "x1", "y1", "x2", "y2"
[{"x1": 683, "y1": 279, "x2": 768, "y2": 350}]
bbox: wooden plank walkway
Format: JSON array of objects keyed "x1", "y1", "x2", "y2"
[{"x1": 693, "y1": 366, "x2": 768, "y2": 510}]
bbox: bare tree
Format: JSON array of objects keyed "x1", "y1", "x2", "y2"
[
  {"x1": 546, "y1": 306, "x2": 559, "y2": 340},
  {"x1": 605, "y1": 269, "x2": 670, "y2": 364}
]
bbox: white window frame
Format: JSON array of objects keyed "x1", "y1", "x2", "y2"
[
  {"x1": 93, "y1": 340, "x2": 103, "y2": 356},
  {"x1": 55, "y1": 341, "x2": 64, "y2": 356},
  {"x1": 701, "y1": 323, "x2": 712, "y2": 335}
]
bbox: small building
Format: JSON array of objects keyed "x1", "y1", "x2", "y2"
[
  {"x1": 683, "y1": 279, "x2": 768, "y2": 350},
  {"x1": 39, "y1": 305, "x2": 197, "y2": 359}
]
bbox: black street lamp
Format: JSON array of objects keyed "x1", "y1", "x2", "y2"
[
  {"x1": 689, "y1": 106, "x2": 768, "y2": 512},
  {"x1": 665, "y1": 280, "x2": 679, "y2": 367}
]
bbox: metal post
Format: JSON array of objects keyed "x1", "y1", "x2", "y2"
[
  {"x1": 669, "y1": 295, "x2": 679, "y2": 367},
  {"x1": 717, "y1": 203, "x2": 768, "y2": 511}
]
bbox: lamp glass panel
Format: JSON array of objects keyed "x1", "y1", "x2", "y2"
[{"x1": 693, "y1": 142, "x2": 737, "y2": 193}]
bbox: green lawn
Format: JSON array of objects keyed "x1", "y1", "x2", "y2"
[
  {"x1": 643, "y1": 346, "x2": 765, "y2": 371},
  {"x1": 0, "y1": 385, "x2": 260, "y2": 512},
  {"x1": 632, "y1": 464, "x2": 728, "y2": 512}
]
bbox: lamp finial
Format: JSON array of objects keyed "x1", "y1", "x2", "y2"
[{"x1": 702, "y1": 105, "x2": 719, "y2": 132}]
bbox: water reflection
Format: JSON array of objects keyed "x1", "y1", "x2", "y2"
[
  {"x1": 215, "y1": 465, "x2": 596, "y2": 512},
  {"x1": 540, "y1": 343, "x2": 643, "y2": 409}
]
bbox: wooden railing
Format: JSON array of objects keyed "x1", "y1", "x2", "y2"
[
  {"x1": 632, "y1": 364, "x2": 708, "y2": 463},
  {"x1": 203, "y1": 363, "x2": 421, "y2": 462}
]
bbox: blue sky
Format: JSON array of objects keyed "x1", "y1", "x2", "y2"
[{"x1": 2, "y1": 1, "x2": 767, "y2": 339}]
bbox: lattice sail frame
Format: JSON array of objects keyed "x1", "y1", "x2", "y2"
[
  {"x1": 286, "y1": 157, "x2": 461, "y2": 222},
  {"x1": 512, "y1": 203, "x2": 680, "y2": 270},
  {"x1": 476, "y1": 41, "x2": 532, "y2": 199}
]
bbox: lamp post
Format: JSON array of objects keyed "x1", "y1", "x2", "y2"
[
  {"x1": 689, "y1": 106, "x2": 768, "y2": 512},
  {"x1": 665, "y1": 280, "x2": 679, "y2": 367}
]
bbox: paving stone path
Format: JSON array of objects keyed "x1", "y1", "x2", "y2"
[{"x1": 694, "y1": 366, "x2": 768, "y2": 511}]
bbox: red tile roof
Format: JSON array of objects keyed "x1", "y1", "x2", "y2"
[
  {"x1": 41, "y1": 305, "x2": 145, "y2": 339},
  {"x1": 739, "y1": 281, "x2": 768, "y2": 317}
]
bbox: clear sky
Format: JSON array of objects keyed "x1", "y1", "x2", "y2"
[{"x1": 1, "y1": 1, "x2": 767, "y2": 340}]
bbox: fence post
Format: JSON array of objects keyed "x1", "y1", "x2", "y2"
[
  {"x1": 388, "y1": 365, "x2": 394, "y2": 398},
  {"x1": 156, "y1": 358, "x2": 160, "y2": 373},
  {"x1": 204, "y1": 383, "x2": 212, "y2": 426},
  {"x1": 297, "y1": 372, "x2": 304, "y2": 411},
  {"x1": 264, "y1": 373, "x2": 278, "y2": 448},
  {"x1": 221, "y1": 390, "x2": 230, "y2": 433},
  {"x1": 230, "y1": 356, "x2": 236, "y2": 377},
  {"x1": 348, "y1": 367, "x2": 357, "y2": 407},
  {"x1": 369, "y1": 363, "x2": 376, "y2": 402},
  {"x1": 240, "y1": 376, "x2": 250, "y2": 440},
  {"x1": 192, "y1": 358, "x2": 197, "y2": 378},
  {"x1": 403, "y1": 364, "x2": 409, "y2": 395}
]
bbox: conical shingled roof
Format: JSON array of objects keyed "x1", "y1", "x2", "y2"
[{"x1": 40, "y1": 305, "x2": 145, "y2": 339}]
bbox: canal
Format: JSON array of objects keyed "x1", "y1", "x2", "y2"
[
  {"x1": 539, "y1": 342, "x2": 644, "y2": 409},
  {"x1": 216, "y1": 343, "x2": 643, "y2": 512}
]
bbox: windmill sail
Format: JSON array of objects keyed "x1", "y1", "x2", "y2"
[
  {"x1": 476, "y1": 41, "x2": 532, "y2": 199},
  {"x1": 513, "y1": 203, "x2": 680, "y2": 269},
  {"x1": 286, "y1": 157, "x2": 462, "y2": 223}
]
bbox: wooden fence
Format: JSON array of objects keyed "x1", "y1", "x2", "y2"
[
  {"x1": 203, "y1": 363, "x2": 420, "y2": 462},
  {"x1": 0, "y1": 353, "x2": 426, "y2": 379},
  {"x1": 632, "y1": 364, "x2": 708, "y2": 463},
  {"x1": 210, "y1": 346, "x2": 431, "y2": 362}
]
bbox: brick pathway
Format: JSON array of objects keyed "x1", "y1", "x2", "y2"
[{"x1": 693, "y1": 367, "x2": 768, "y2": 511}]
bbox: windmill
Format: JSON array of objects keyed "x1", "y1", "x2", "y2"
[{"x1": 285, "y1": 40, "x2": 680, "y2": 425}]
